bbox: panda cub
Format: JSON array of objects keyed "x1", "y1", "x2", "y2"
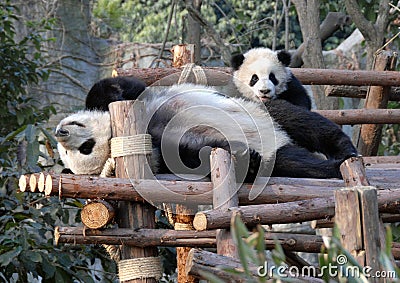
[
  {"x1": 231, "y1": 48, "x2": 311, "y2": 110},
  {"x1": 231, "y1": 47, "x2": 358, "y2": 170}
]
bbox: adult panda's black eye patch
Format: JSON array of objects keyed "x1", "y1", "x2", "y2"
[
  {"x1": 67, "y1": 121, "x2": 86, "y2": 127},
  {"x1": 269, "y1": 73, "x2": 278, "y2": 85},
  {"x1": 250, "y1": 74, "x2": 259, "y2": 86},
  {"x1": 78, "y1": 138, "x2": 96, "y2": 155}
]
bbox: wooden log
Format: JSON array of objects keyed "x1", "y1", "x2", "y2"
[
  {"x1": 19, "y1": 172, "x2": 400, "y2": 209},
  {"x1": 109, "y1": 100, "x2": 159, "y2": 283},
  {"x1": 340, "y1": 157, "x2": 370, "y2": 186},
  {"x1": 175, "y1": 204, "x2": 197, "y2": 283},
  {"x1": 211, "y1": 148, "x2": 239, "y2": 258},
  {"x1": 325, "y1": 85, "x2": 400, "y2": 101},
  {"x1": 192, "y1": 190, "x2": 400, "y2": 231},
  {"x1": 363, "y1": 156, "x2": 400, "y2": 165},
  {"x1": 312, "y1": 213, "x2": 400, "y2": 228},
  {"x1": 80, "y1": 200, "x2": 116, "y2": 229},
  {"x1": 193, "y1": 196, "x2": 336, "y2": 231},
  {"x1": 357, "y1": 51, "x2": 397, "y2": 156},
  {"x1": 334, "y1": 188, "x2": 364, "y2": 264},
  {"x1": 117, "y1": 67, "x2": 232, "y2": 86},
  {"x1": 54, "y1": 227, "x2": 324, "y2": 252},
  {"x1": 37, "y1": 173, "x2": 45, "y2": 193},
  {"x1": 314, "y1": 109, "x2": 400, "y2": 125},
  {"x1": 116, "y1": 67, "x2": 400, "y2": 87},
  {"x1": 29, "y1": 174, "x2": 37, "y2": 193},
  {"x1": 18, "y1": 175, "x2": 28, "y2": 192},
  {"x1": 359, "y1": 187, "x2": 381, "y2": 279},
  {"x1": 170, "y1": 45, "x2": 199, "y2": 283},
  {"x1": 45, "y1": 174, "x2": 54, "y2": 196},
  {"x1": 186, "y1": 248, "x2": 260, "y2": 282},
  {"x1": 55, "y1": 227, "x2": 216, "y2": 247}
]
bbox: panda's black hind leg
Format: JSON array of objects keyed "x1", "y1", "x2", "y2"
[{"x1": 273, "y1": 144, "x2": 342, "y2": 179}]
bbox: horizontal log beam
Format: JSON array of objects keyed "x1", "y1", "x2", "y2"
[
  {"x1": 19, "y1": 169, "x2": 400, "y2": 205},
  {"x1": 55, "y1": 227, "x2": 324, "y2": 252},
  {"x1": 314, "y1": 109, "x2": 400, "y2": 125},
  {"x1": 117, "y1": 67, "x2": 400, "y2": 87},
  {"x1": 55, "y1": 227, "x2": 216, "y2": 247},
  {"x1": 55, "y1": 226, "x2": 400, "y2": 260},
  {"x1": 192, "y1": 189, "x2": 400, "y2": 231},
  {"x1": 325, "y1": 85, "x2": 400, "y2": 101}
]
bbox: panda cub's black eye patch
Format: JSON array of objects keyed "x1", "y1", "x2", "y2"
[
  {"x1": 78, "y1": 138, "x2": 96, "y2": 155},
  {"x1": 250, "y1": 74, "x2": 259, "y2": 87},
  {"x1": 269, "y1": 73, "x2": 279, "y2": 85},
  {"x1": 67, "y1": 121, "x2": 86, "y2": 127}
]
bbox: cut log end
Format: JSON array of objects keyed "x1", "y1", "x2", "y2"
[
  {"x1": 29, "y1": 174, "x2": 37, "y2": 192},
  {"x1": 38, "y1": 173, "x2": 45, "y2": 193},
  {"x1": 193, "y1": 213, "x2": 208, "y2": 231},
  {"x1": 81, "y1": 200, "x2": 115, "y2": 229},
  {"x1": 44, "y1": 174, "x2": 53, "y2": 196},
  {"x1": 19, "y1": 175, "x2": 28, "y2": 192},
  {"x1": 185, "y1": 248, "x2": 195, "y2": 276},
  {"x1": 54, "y1": 226, "x2": 60, "y2": 245},
  {"x1": 340, "y1": 157, "x2": 370, "y2": 186}
]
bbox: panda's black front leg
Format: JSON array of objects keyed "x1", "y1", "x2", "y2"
[
  {"x1": 273, "y1": 144, "x2": 342, "y2": 179},
  {"x1": 266, "y1": 100, "x2": 358, "y2": 162}
]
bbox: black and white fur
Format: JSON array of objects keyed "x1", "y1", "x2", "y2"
[
  {"x1": 231, "y1": 47, "x2": 312, "y2": 110},
  {"x1": 56, "y1": 83, "x2": 290, "y2": 181},
  {"x1": 85, "y1": 76, "x2": 146, "y2": 111},
  {"x1": 231, "y1": 47, "x2": 358, "y2": 177}
]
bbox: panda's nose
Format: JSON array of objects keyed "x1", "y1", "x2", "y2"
[
  {"x1": 55, "y1": 128, "x2": 70, "y2": 137},
  {"x1": 259, "y1": 89, "x2": 271, "y2": 95}
]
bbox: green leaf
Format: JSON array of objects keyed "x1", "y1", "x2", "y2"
[
  {"x1": 41, "y1": 256, "x2": 56, "y2": 278},
  {"x1": 0, "y1": 246, "x2": 22, "y2": 266},
  {"x1": 25, "y1": 250, "x2": 42, "y2": 263}
]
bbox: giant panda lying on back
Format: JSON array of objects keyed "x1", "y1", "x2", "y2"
[
  {"x1": 231, "y1": 47, "x2": 358, "y2": 172},
  {"x1": 56, "y1": 73, "x2": 356, "y2": 180},
  {"x1": 57, "y1": 82, "x2": 287, "y2": 182}
]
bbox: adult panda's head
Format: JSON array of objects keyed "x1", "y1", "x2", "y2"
[
  {"x1": 55, "y1": 110, "x2": 111, "y2": 175},
  {"x1": 231, "y1": 48, "x2": 292, "y2": 103}
]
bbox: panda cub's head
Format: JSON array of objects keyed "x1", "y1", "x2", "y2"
[
  {"x1": 55, "y1": 111, "x2": 111, "y2": 175},
  {"x1": 231, "y1": 48, "x2": 292, "y2": 103}
]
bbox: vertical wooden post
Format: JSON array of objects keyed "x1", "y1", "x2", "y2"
[
  {"x1": 109, "y1": 101, "x2": 159, "y2": 283},
  {"x1": 336, "y1": 157, "x2": 382, "y2": 281},
  {"x1": 357, "y1": 51, "x2": 397, "y2": 155},
  {"x1": 171, "y1": 44, "x2": 200, "y2": 283},
  {"x1": 175, "y1": 204, "x2": 198, "y2": 283},
  {"x1": 211, "y1": 148, "x2": 239, "y2": 257}
]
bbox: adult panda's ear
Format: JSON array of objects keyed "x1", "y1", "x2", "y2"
[
  {"x1": 230, "y1": 54, "x2": 245, "y2": 70},
  {"x1": 277, "y1": 50, "x2": 292, "y2": 67}
]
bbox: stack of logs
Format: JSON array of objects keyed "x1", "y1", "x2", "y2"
[{"x1": 19, "y1": 154, "x2": 400, "y2": 281}]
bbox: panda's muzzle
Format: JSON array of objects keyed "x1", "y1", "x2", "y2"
[
  {"x1": 55, "y1": 128, "x2": 70, "y2": 137},
  {"x1": 258, "y1": 89, "x2": 273, "y2": 101}
]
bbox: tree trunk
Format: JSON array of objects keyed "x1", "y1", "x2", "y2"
[{"x1": 292, "y1": 0, "x2": 338, "y2": 110}]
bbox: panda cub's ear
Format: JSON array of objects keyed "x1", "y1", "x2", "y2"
[
  {"x1": 231, "y1": 54, "x2": 245, "y2": 70},
  {"x1": 277, "y1": 50, "x2": 292, "y2": 67}
]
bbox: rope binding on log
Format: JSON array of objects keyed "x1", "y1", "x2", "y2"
[
  {"x1": 111, "y1": 134, "x2": 153, "y2": 158},
  {"x1": 118, "y1": 256, "x2": 162, "y2": 281},
  {"x1": 178, "y1": 63, "x2": 208, "y2": 85}
]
